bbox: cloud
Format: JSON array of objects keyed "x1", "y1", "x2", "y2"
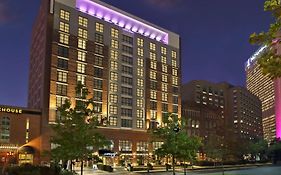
[{"x1": 145, "y1": 0, "x2": 184, "y2": 8}]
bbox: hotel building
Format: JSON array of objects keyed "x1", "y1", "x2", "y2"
[
  {"x1": 245, "y1": 46, "x2": 276, "y2": 142},
  {"x1": 28, "y1": 0, "x2": 181, "y2": 163}
]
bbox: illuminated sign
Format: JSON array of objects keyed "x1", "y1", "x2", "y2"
[
  {"x1": 245, "y1": 45, "x2": 267, "y2": 69},
  {"x1": 0, "y1": 107, "x2": 23, "y2": 114}
]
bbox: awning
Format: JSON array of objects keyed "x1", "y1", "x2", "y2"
[{"x1": 18, "y1": 146, "x2": 35, "y2": 154}]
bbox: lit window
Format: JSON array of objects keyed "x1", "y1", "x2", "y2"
[
  {"x1": 111, "y1": 28, "x2": 119, "y2": 38},
  {"x1": 59, "y1": 22, "x2": 69, "y2": 33},
  {"x1": 162, "y1": 74, "x2": 168, "y2": 82},
  {"x1": 110, "y1": 72, "x2": 118, "y2": 81},
  {"x1": 150, "y1": 90, "x2": 157, "y2": 99},
  {"x1": 161, "y1": 56, "x2": 167, "y2": 64},
  {"x1": 172, "y1": 50, "x2": 177, "y2": 58},
  {"x1": 59, "y1": 33, "x2": 69, "y2": 44},
  {"x1": 162, "y1": 83, "x2": 168, "y2": 92},
  {"x1": 137, "y1": 38, "x2": 144, "y2": 47},
  {"x1": 172, "y1": 60, "x2": 177, "y2": 67},
  {"x1": 77, "y1": 74, "x2": 86, "y2": 85},
  {"x1": 57, "y1": 71, "x2": 67, "y2": 82},
  {"x1": 109, "y1": 105, "x2": 118, "y2": 114},
  {"x1": 138, "y1": 58, "x2": 144, "y2": 67},
  {"x1": 110, "y1": 83, "x2": 118, "y2": 92},
  {"x1": 77, "y1": 63, "x2": 86, "y2": 73},
  {"x1": 109, "y1": 116, "x2": 117, "y2": 126},
  {"x1": 60, "y1": 9, "x2": 70, "y2": 21},
  {"x1": 150, "y1": 71, "x2": 157, "y2": 80},
  {"x1": 137, "y1": 68, "x2": 144, "y2": 77},
  {"x1": 137, "y1": 79, "x2": 144, "y2": 87},
  {"x1": 172, "y1": 76, "x2": 178, "y2": 85},
  {"x1": 162, "y1": 64, "x2": 167, "y2": 73},
  {"x1": 137, "y1": 89, "x2": 143, "y2": 97},
  {"x1": 137, "y1": 109, "x2": 144, "y2": 118},
  {"x1": 110, "y1": 50, "x2": 118, "y2": 60},
  {"x1": 119, "y1": 140, "x2": 132, "y2": 151},
  {"x1": 151, "y1": 110, "x2": 157, "y2": 119},
  {"x1": 111, "y1": 39, "x2": 119, "y2": 49},
  {"x1": 150, "y1": 42, "x2": 156, "y2": 51},
  {"x1": 111, "y1": 61, "x2": 118, "y2": 70},
  {"x1": 56, "y1": 96, "x2": 68, "y2": 108},
  {"x1": 110, "y1": 94, "x2": 118, "y2": 103},
  {"x1": 78, "y1": 16, "x2": 88, "y2": 27},
  {"x1": 150, "y1": 61, "x2": 157, "y2": 70},
  {"x1": 150, "y1": 52, "x2": 156, "y2": 61},
  {"x1": 162, "y1": 93, "x2": 168, "y2": 102},
  {"x1": 138, "y1": 48, "x2": 144, "y2": 57},
  {"x1": 172, "y1": 69, "x2": 178, "y2": 76},
  {"x1": 78, "y1": 38, "x2": 86, "y2": 49},
  {"x1": 137, "y1": 120, "x2": 144, "y2": 129},
  {"x1": 96, "y1": 22, "x2": 104, "y2": 33},
  {"x1": 161, "y1": 47, "x2": 167, "y2": 55},
  {"x1": 137, "y1": 99, "x2": 143, "y2": 108},
  {"x1": 78, "y1": 28, "x2": 88, "y2": 39},
  {"x1": 78, "y1": 51, "x2": 86, "y2": 62}
]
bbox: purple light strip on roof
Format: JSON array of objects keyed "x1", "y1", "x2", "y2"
[{"x1": 76, "y1": 0, "x2": 169, "y2": 44}]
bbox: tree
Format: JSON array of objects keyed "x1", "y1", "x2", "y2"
[
  {"x1": 153, "y1": 114, "x2": 201, "y2": 175},
  {"x1": 249, "y1": 0, "x2": 281, "y2": 139},
  {"x1": 247, "y1": 139, "x2": 268, "y2": 161},
  {"x1": 50, "y1": 83, "x2": 109, "y2": 175}
]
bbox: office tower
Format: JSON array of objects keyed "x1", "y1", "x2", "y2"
[
  {"x1": 245, "y1": 46, "x2": 276, "y2": 141},
  {"x1": 28, "y1": 0, "x2": 181, "y2": 163}
]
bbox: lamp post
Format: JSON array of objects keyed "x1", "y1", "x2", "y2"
[{"x1": 172, "y1": 124, "x2": 180, "y2": 175}]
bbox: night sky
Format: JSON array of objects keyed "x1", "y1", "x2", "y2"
[{"x1": 0, "y1": 0, "x2": 272, "y2": 107}]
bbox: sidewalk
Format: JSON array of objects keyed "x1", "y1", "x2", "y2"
[{"x1": 73, "y1": 166, "x2": 139, "y2": 175}]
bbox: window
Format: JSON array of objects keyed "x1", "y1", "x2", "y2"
[
  {"x1": 172, "y1": 50, "x2": 177, "y2": 58},
  {"x1": 161, "y1": 47, "x2": 167, "y2": 55},
  {"x1": 172, "y1": 69, "x2": 178, "y2": 76},
  {"x1": 162, "y1": 93, "x2": 168, "y2": 102},
  {"x1": 94, "y1": 33, "x2": 103, "y2": 44},
  {"x1": 122, "y1": 76, "x2": 133, "y2": 85},
  {"x1": 137, "y1": 142, "x2": 148, "y2": 152},
  {"x1": 121, "y1": 119, "x2": 132, "y2": 128},
  {"x1": 110, "y1": 72, "x2": 118, "y2": 81},
  {"x1": 150, "y1": 42, "x2": 156, "y2": 51},
  {"x1": 111, "y1": 39, "x2": 119, "y2": 49},
  {"x1": 137, "y1": 48, "x2": 143, "y2": 56},
  {"x1": 110, "y1": 83, "x2": 118, "y2": 92},
  {"x1": 93, "y1": 102, "x2": 102, "y2": 113},
  {"x1": 56, "y1": 96, "x2": 67, "y2": 107},
  {"x1": 150, "y1": 81, "x2": 157, "y2": 90},
  {"x1": 173, "y1": 86, "x2": 179, "y2": 93},
  {"x1": 93, "y1": 79, "x2": 103, "y2": 90},
  {"x1": 78, "y1": 28, "x2": 87, "y2": 39},
  {"x1": 162, "y1": 65, "x2": 167, "y2": 73},
  {"x1": 93, "y1": 90, "x2": 102, "y2": 101},
  {"x1": 111, "y1": 61, "x2": 118, "y2": 70},
  {"x1": 173, "y1": 96, "x2": 178, "y2": 104},
  {"x1": 57, "y1": 84, "x2": 67, "y2": 96},
  {"x1": 162, "y1": 74, "x2": 168, "y2": 82},
  {"x1": 59, "y1": 22, "x2": 69, "y2": 33},
  {"x1": 110, "y1": 50, "x2": 118, "y2": 60},
  {"x1": 57, "y1": 71, "x2": 67, "y2": 82},
  {"x1": 96, "y1": 22, "x2": 104, "y2": 33},
  {"x1": 111, "y1": 28, "x2": 119, "y2": 38},
  {"x1": 122, "y1": 65, "x2": 133, "y2": 75},
  {"x1": 122, "y1": 55, "x2": 133, "y2": 65},
  {"x1": 173, "y1": 105, "x2": 178, "y2": 113},
  {"x1": 137, "y1": 38, "x2": 143, "y2": 47},
  {"x1": 162, "y1": 83, "x2": 168, "y2": 92},
  {"x1": 78, "y1": 16, "x2": 88, "y2": 27},
  {"x1": 94, "y1": 56, "x2": 103, "y2": 66},
  {"x1": 161, "y1": 56, "x2": 167, "y2": 64},
  {"x1": 137, "y1": 79, "x2": 143, "y2": 87},
  {"x1": 172, "y1": 76, "x2": 178, "y2": 85},
  {"x1": 110, "y1": 94, "x2": 118, "y2": 103},
  {"x1": 119, "y1": 140, "x2": 132, "y2": 151},
  {"x1": 122, "y1": 35, "x2": 133, "y2": 44},
  {"x1": 137, "y1": 58, "x2": 143, "y2": 67},
  {"x1": 110, "y1": 105, "x2": 118, "y2": 114},
  {"x1": 77, "y1": 74, "x2": 86, "y2": 85},
  {"x1": 150, "y1": 101, "x2": 157, "y2": 110},
  {"x1": 162, "y1": 103, "x2": 168, "y2": 112},
  {"x1": 137, "y1": 89, "x2": 143, "y2": 97},
  {"x1": 94, "y1": 67, "x2": 103, "y2": 78},
  {"x1": 121, "y1": 87, "x2": 132, "y2": 96},
  {"x1": 121, "y1": 108, "x2": 132, "y2": 117},
  {"x1": 95, "y1": 45, "x2": 103, "y2": 55},
  {"x1": 122, "y1": 45, "x2": 133, "y2": 55},
  {"x1": 78, "y1": 38, "x2": 86, "y2": 49},
  {"x1": 151, "y1": 110, "x2": 157, "y2": 119},
  {"x1": 137, "y1": 109, "x2": 144, "y2": 118},
  {"x1": 150, "y1": 52, "x2": 156, "y2": 60},
  {"x1": 60, "y1": 9, "x2": 69, "y2": 21},
  {"x1": 153, "y1": 142, "x2": 164, "y2": 151},
  {"x1": 137, "y1": 120, "x2": 144, "y2": 129},
  {"x1": 77, "y1": 63, "x2": 85, "y2": 73},
  {"x1": 150, "y1": 71, "x2": 157, "y2": 80},
  {"x1": 137, "y1": 99, "x2": 143, "y2": 108},
  {"x1": 172, "y1": 60, "x2": 177, "y2": 67},
  {"x1": 57, "y1": 58, "x2": 68, "y2": 70},
  {"x1": 0, "y1": 117, "x2": 10, "y2": 142},
  {"x1": 58, "y1": 46, "x2": 69, "y2": 58},
  {"x1": 150, "y1": 61, "x2": 157, "y2": 70},
  {"x1": 150, "y1": 90, "x2": 157, "y2": 100},
  {"x1": 137, "y1": 68, "x2": 143, "y2": 77},
  {"x1": 78, "y1": 51, "x2": 86, "y2": 61},
  {"x1": 109, "y1": 116, "x2": 117, "y2": 126},
  {"x1": 121, "y1": 97, "x2": 133, "y2": 106},
  {"x1": 59, "y1": 33, "x2": 69, "y2": 44}
]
